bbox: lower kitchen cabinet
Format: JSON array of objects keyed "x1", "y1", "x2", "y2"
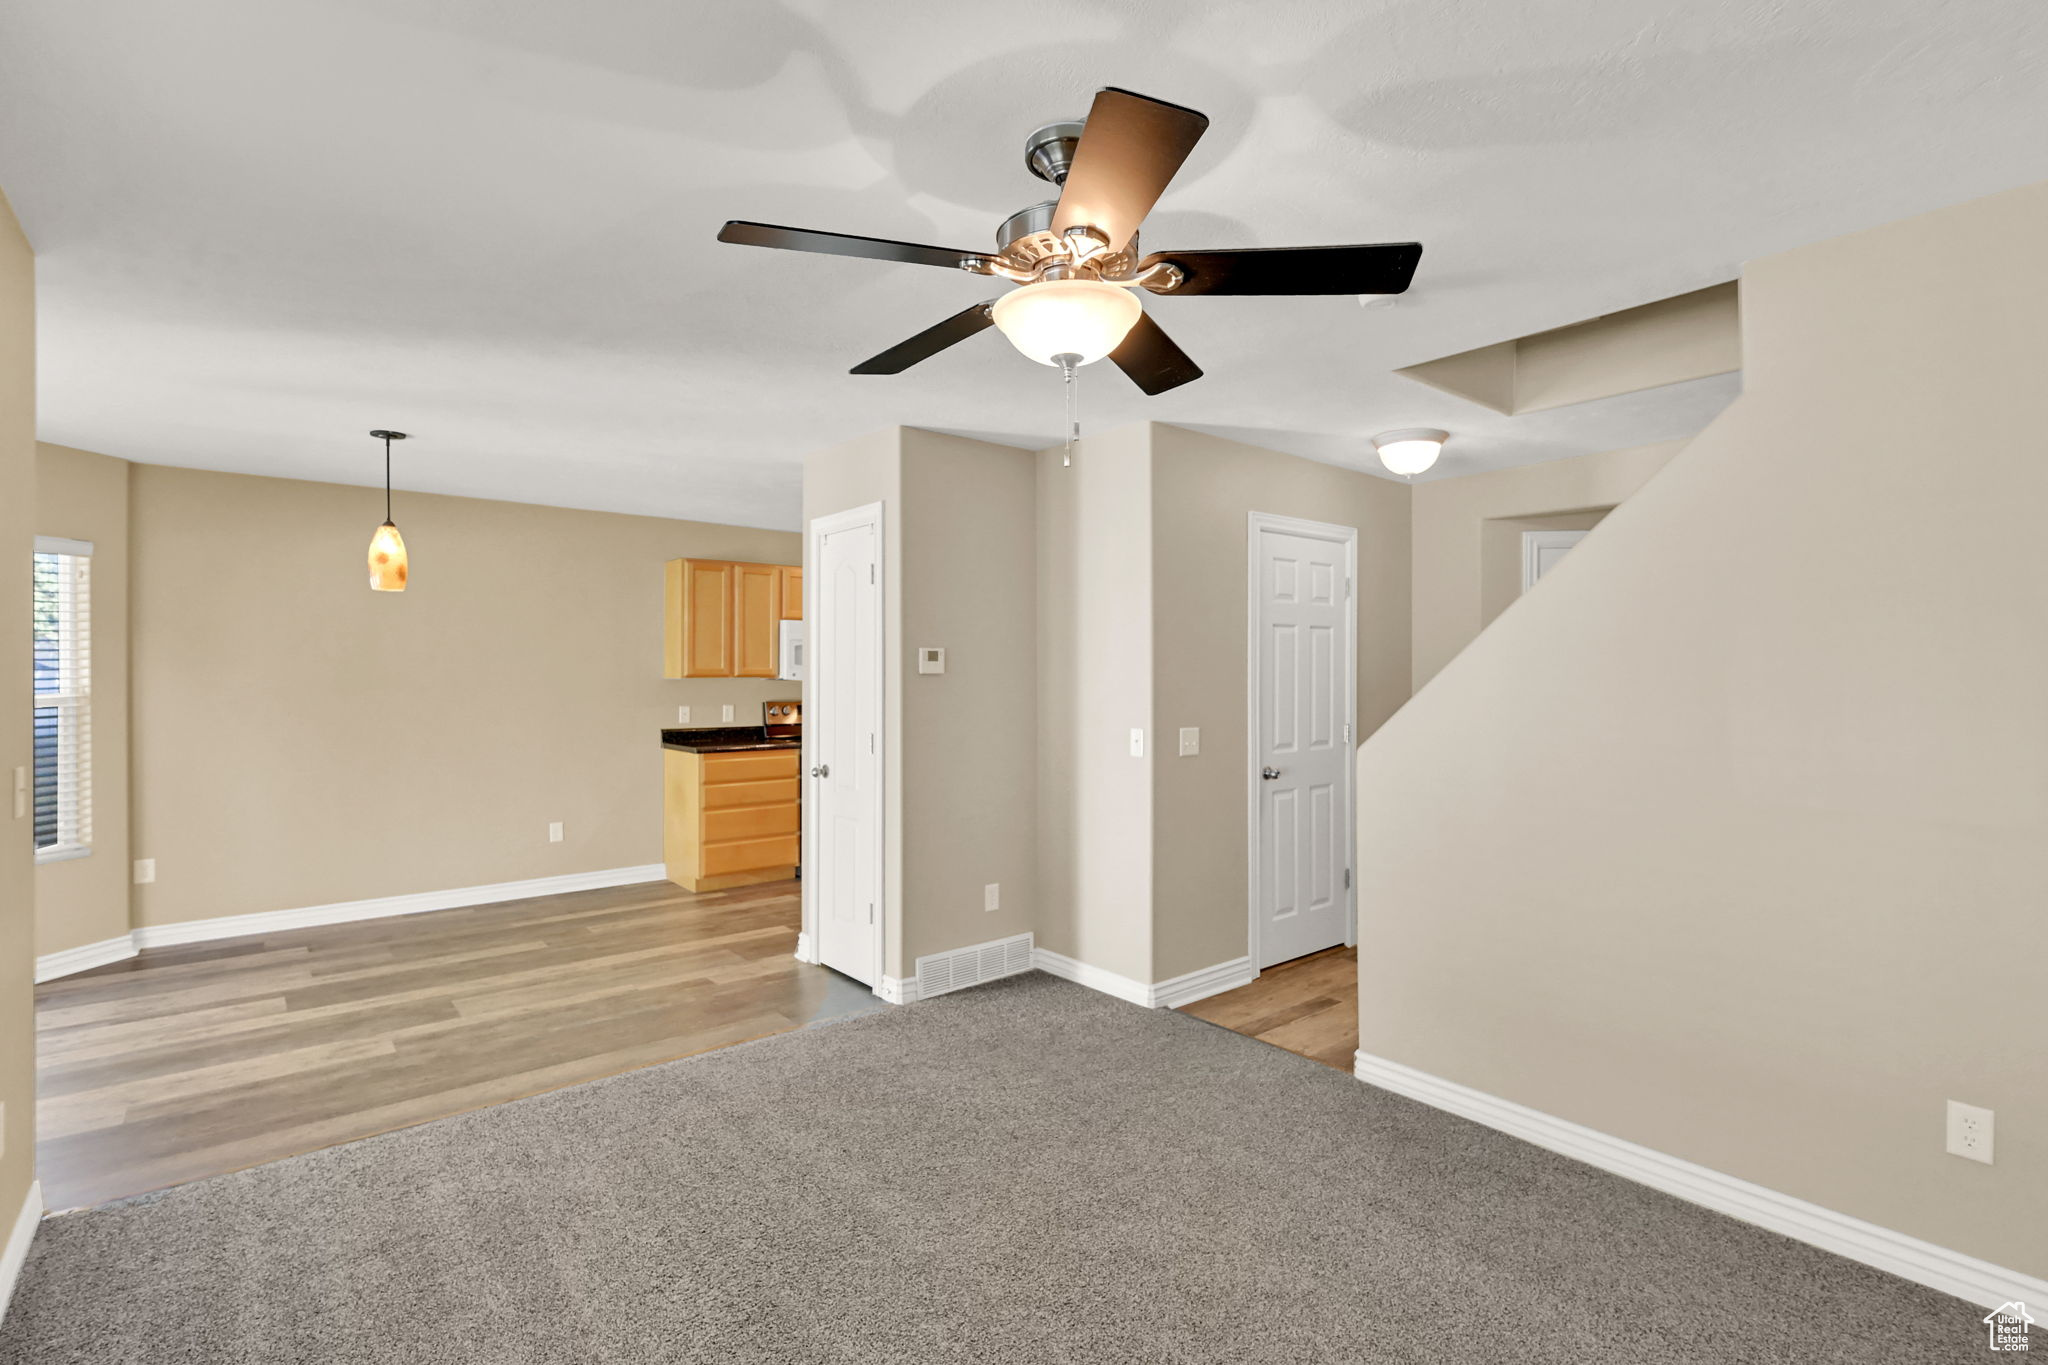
[{"x1": 663, "y1": 748, "x2": 800, "y2": 892}]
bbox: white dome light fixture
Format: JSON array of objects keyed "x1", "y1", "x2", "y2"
[
  {"x1": 1373, "y1": 427, "x2": 1448, "y2": 477},
  {"x1": 990, "y1": 279, "x2": 1142, "y2": 367}
]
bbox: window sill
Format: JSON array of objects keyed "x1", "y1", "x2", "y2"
[{"x1": 34, "y1": 845, "x2": 92, "y2": 866}]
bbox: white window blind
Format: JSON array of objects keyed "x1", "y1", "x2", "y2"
[{"x1": 32, "y1": 536, "x2": 92, "y2": 862}]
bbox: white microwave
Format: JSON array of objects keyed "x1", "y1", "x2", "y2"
[{"x1": 778, "y1": 619, "x2": 804, "y2": 681}]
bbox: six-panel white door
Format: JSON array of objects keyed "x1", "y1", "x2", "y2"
[
  {"x1": 810, "y1": 515, "x2": 881, "y2": 986},
  {"x1": 1255, "y1": 525, "x2": 1352, "y2": 969}
]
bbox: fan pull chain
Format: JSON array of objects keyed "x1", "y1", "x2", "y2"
[{"x1": 1059, "y1": 355, "x2": 1079, "y2": 467}]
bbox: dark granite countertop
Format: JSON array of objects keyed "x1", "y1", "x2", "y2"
[{"x1": 660, "y1": 727, "x2": 801, "y2": 754}]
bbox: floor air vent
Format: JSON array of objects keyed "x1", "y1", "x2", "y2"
[{"x1": 915, "y1": 933, "x2": 1034, "y2": 999}]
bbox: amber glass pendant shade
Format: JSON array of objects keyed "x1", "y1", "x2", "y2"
[
  {"x1": 366, "y1": 429, "x2": 411, "y2": 592},
  {"x1": 367, "y1": 520, "x2": 408, "y2": 591}
]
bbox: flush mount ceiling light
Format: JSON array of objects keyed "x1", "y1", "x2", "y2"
[
  {"x1": 367, "y1": 429, "x2": 409, "y2": 592},
  {"x1": 715, "y1": 85, "x2": 1424, "y2": 396},
  {"x1": 1373, "y1": 428, "x2": 1447, "y2": 477}
]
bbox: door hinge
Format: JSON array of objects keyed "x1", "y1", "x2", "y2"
[
  {"x1": 869, "y1": 565, "x2": 875, "y2": 584},
  {"x1": 870, "y1": 732, "x2": 875, "y2": 753},
  {"x1": 1344, "y1": 868, "x2": 1352, "y2": 889},
  {"x1": 1344, "y1": 722, "x2": 1352, "y2": 743},
  {"x1": 867, "y1": 902, "x2": 875, "y2": 924},
  {"x1": 1346, "y1": 576, "x2": 1353, "y2": 599}
]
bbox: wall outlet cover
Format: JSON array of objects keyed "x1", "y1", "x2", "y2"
[
  {"x1": 1179, "y1": 726, "x2": 1200, "y2": 756},
  {"x1": 1129, "y1": 728, "x2": 1145, "y2": 758},
  {"x1": 548, "y1": 822, "x2": 564, "y2": 843},
  {"x1": 721, "y1": 705, "x2": 735, "y2": 722},
  {"x1": 133, "y1": 858, "x2": 156, "y2": 884},
  {"x1": 1946, "y1": 1100, "x2": 1994, "y2": 1164},
  {"x1": 984, "y1": 883, "x2": 999, "y2": 912},
  {"x1": 677, "y1": 706, "x2": 690, "y2": 723}
]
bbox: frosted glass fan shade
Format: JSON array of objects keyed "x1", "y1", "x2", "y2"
[
  {"x1": 990, "y1": 279, "x2": 1142, "y2": 366},
  {"x1": 368, "y1": 521, "x2": 409, "y2": 592}
]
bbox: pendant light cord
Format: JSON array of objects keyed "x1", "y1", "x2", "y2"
[{"x1": 383, "y1": 434, "x2": 393, "y2": 523}]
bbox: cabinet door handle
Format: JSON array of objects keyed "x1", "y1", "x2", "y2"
[{"x1": 811, "y1": 764, "x2": 830, "y2": 778}]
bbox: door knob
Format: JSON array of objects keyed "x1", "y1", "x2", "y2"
[
  {"x1": 1261, "y1": 766, "x2": 1281, "y2": 780},
  {"x1": 811, "y1": 764, "x2": 830, "y2": 778}
]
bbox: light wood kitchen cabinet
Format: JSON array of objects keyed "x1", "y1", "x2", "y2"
[
  {"x1": 663, "y1": 557, "x2": 800, "y2": 679},
  {"x1": 733, "y1": 561, "x2": 781, "y2": 678},
  {"x1": 663, "y1": 747, "x2": 801, "y2": 891}
]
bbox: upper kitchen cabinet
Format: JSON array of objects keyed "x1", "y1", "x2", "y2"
[
  {"x1": 733, "y1": 561, "x2": 781, "y2": 678},
  {"x1": 664, "y1": 558, "x2": 802, "y2": 679}
]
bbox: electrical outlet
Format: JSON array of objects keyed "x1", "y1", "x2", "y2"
[
  {"x1": 133, "y1": 858, "x2": 156, "y2": 884},
  {"x1": 548, "y1": 822, "x2": 564, "y2": 844},
  {"x1": 722, "y1": 704, "x2": 735, "y2": 723},
  {"x1": 1129, "y1": 728, "x2": 1145, "y2": 758},
  {"x1": 984, "y1": 883, "x2": 999, "y2": 912},
  {"x1": 677, "y1": 706, "x2": 690, "y2": 724},
  {"x1": 1947, "y1": 1100, "x2": 1994, "y2": 1164},
  {"x1": 1178, "y1": 727, "x2": 1200, "y2": 756}
]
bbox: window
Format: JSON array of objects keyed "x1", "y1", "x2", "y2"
[{"x1": 32, "y1": 536, "x2": 92, "y2": 862}]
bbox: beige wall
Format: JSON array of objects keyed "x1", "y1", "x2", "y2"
[
  {"x1": 0, "y1": 187, "x2": 38, "y2": 1224},
  {"x1": 1035, "y1": 424, "x2": 1154, "y2": 981},
  {"x1": 1356, "y1": 181, "x2": 2048, "y2": 1276},
  {"x1": 801, "y1": 427, "x2": 1038, "y2": 980},
  {"x1": 128, "y1": 464, "x2": 797, "y2": 930},
  {"x1": 1148, "y1": 426, "x2": 1411, "y2": 981},
  {"x1": 897, "y1": 430, "x2": 1038, "y2": 967},
  {"x1": 1409, "y1": 440, "x2": 1682, "y2": 690},
  {"x1": 33, "y1": 444, "x2": 132, "y2": 957}
]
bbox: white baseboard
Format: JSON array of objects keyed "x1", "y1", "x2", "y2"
[
  {"x1": 1031, "y1": 947, "x2": 1152, "y2": 1006},
  {"x1": 1151, "y1": 955, "x2": 1256, "y2": 1008},
  {"x1": 1029, "y1": 948, "x2": 1252, "y2": 1009},
  {"x1": 35, "y1": 865, "x2": 669, "y2": 981},
  {"x1": 1352, "y1": 1049, "x2": 2048, "y2": 1312},
  {"x1": 0, "y1": 1180, "x2": 42, "y2": 1324},
  {"x1": 876, "y1": 975, "x2": 917, "y2": 1005},
  {"x1": 34, "y1": 935, "x2": 139, "y2": 984}
]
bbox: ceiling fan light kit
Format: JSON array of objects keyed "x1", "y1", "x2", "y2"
[{"x1": 716, "y1": 86, "x2": 1424, "y2": 399}]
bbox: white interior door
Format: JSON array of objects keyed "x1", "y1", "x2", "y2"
[
  {"x1": 1522, "y1": 529, "x2": 1589, "y2": 592},
  {"x1": 1252, "y1": 520, "x2": 1355, "y2": 970},
  {"x1": 808, "y1": 509, "x2": 882, "y2": 987}
]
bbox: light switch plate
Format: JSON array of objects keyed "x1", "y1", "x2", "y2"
[
  {"x1": 721, "y1": 705, "x2": 735, "y2": 722},
  {"x1": 548, "y1": 822, "x2": 564, "y2": 843},
  {"x1": 1129, "y1": 728, "x2": 1145, "y2": 758},
  {"x1": 1178, "y1": 727, "x2": 1200, "y2": 756},
  {"x1": 917, "y1": 647, "x2": 946, "y2": 675},
  {"x1": 133, "y1": 858, "x2": 156, "y2": 885},
  {"x1": 677, "y1": 706, "x2": 690, "y2": 724},
  {"x1": 984, "y1": 883, "x2": 999, "y2": 912}
]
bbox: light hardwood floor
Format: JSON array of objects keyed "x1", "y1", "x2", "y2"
[
  {"x1": 34, "y1": 877, "x2": 862, "y2": 1211},
  {"x1": 1178, "y1": 945, "x2": 1358, "y2": 1070}
]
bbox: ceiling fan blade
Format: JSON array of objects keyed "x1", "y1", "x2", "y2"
[
  {"x1": 1140, "y1": 243, "x2": 1423, "y2": 296},
  {"x1": 717, "y1": 221, "x2": 972, "y2": 271},
  {"x1": 850, "y1": 301, "x2": 997, "y2": 374},
  {"x1": 1051, "y1": 88, "x2": 1209, "y2": 254},
  {"x1": 1109, "y1": 311, "x2": 1203, "y2": 395}
]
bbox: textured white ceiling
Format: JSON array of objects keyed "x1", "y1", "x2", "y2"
[{"x1": 2, "y1": 0, "x2": 2045, "y2": 529}]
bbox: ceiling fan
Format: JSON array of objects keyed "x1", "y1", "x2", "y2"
[{"x1": 717, "y1": 87, "x2": 1422, "y2": 395}]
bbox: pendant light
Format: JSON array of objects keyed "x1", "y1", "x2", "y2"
[{"x1": 367, "y1": 429, "x2": 409, "y2": 592}]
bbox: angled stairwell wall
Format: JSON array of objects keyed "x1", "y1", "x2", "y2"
[{"x1": 1355, "y1": 181, "x2": 2048, "y2": 1278}]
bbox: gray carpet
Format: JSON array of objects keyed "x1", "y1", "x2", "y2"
[{"x1": 0, "y1": 973, "x2": 2015, "y2": 1363}]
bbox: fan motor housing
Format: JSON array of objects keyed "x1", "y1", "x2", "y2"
[{"x1": 996, "y1": 199, "x2": 1139, "y2": 279}]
